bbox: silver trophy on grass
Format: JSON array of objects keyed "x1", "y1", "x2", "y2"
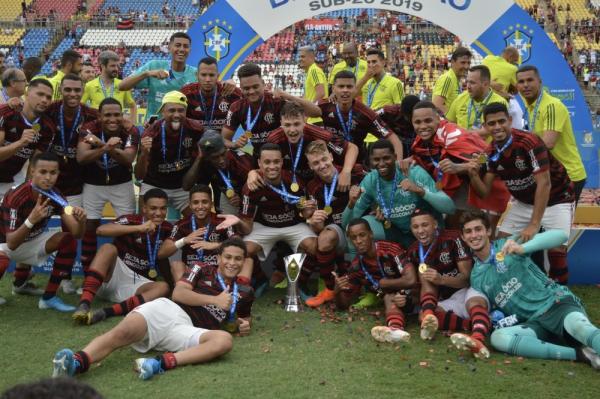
[{"x1": 283, "y1": 253, "x2": 306, "y2": 312}]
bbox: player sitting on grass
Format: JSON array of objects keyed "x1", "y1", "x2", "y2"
[
  {"x1": 458, "y1": 210, "x2": 600, "y2": 368},
  {"x1": 334, "y1": 218, "x2": 416, "y2": 343},
  {"x1": 52, "y1": 238, "x2": 254, "y2": 380}
]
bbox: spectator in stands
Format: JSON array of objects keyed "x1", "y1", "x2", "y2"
[
  {"x1": 48, "y1": 50, "x2": 83, "y2": 101},
  {"x1": 0, "y1": 68, "x2": 27, "y2": 105},
  {"x1": 0, "y1": 52, "x2": 5, "y2": 78},
  {"x1": 22, "y1": 57, "x2": 44, "y2": 82},
  {"x1": 80, "y1": 62, "x2": 96, "y2": 84}
]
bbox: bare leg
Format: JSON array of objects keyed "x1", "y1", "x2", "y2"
[{"x1": 173, "y1": 330, "x2": 233, "y2": 366}]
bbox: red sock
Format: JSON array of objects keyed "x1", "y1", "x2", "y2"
[
  {"x1": 13, "y1": 267, "x2": 30, "y2": 287},
  {"x1": 80, "y1": 230, "x2": 97, "y2": 272},
  {"x1": 435, "y1": 309, "x2": 469, "y2": 331},
  {"x1": 105, "y1": 294, "x2": 145, "y2": 318},
  {"x1": 548, "y1": 250, "x2": 568, "y2": 285},
  {"x1": 316, "y1": 249, "x2": 336, "y2": 290},
  {"x1": 0, "y1": 253, "x2": 9, "y2": 279},
  {"x1": 74, "y1": 351, "x2": 91, "y2": 374},
  {"x1": 43, "y1": 235, "x2": 77, "y2": 299},
  {"x1": 160, "y1": 352, "x2": 177, "y2": 370},
  {"x1": 420, "y1": 292, "x2": 438, "y2": 317},
  {"x1": 468, "y1": 305, "x2": 491, "y2": 342},
  {"x1": 79, "y1": 269, "x2": 105, "y2": 306},
  {"x1": 386, "y1": 308, "x2": 405, "y2": 330}
]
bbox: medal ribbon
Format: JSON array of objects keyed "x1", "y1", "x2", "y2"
[
  {"x1": 359, "y1": 246, "x2": 386, "y2": 291},
  {"x1": 21, "y1": 114, "x2": 40, "y2": 128},
  {"x1": 418, "y1": 234, "x2": 438, "y2": 265},
  {"x1": 267, "y1": 182, "x2": 301, "y2": 205},
  {"x1": 526, "y1": 91, "x2": 544, "y2": 131},
  {"x1": 335, "y1": 104, "x2": 353, "y2": 142},
  {"x1": 100, "y1": 131, "x2": 111, "y2": 182},
  {"x1": 161, "y1": 121, "x2": 184, "y2": 165},
  {"x1": 144, "y1": 220, "x2": 161, "y2": 269},
  {"x1": 245, "y1": 96, "x2": 264, "y2": 133},
  {"x1": 190, "y1": 216, "x2": 211, "y2": 261},
  {"x1": 59, "y1": 104, "x2": 81, "y2": 157},
  {"x1": 375, "y1": 171, "x2": 400, "y2": 221},
  {"x1": 429, "y1": 153, "x2": 443, "y2": 182},
  {"x1": 199, "y1": 88, "x2": 218, "y2": 125},
  {"x1": 288, "y1": 137, "x2": 304, "y2": 186},
  {"x1": 31, "y1": 184, "x2": 68, "y2": 209},
  {"x1": 366, "y1": 77, "x2": 382, "y2": 107},
  {"x1": 217, "y1": 169, "x2": 234, "y2": 192},
  {"x1": 467, "y1": 90, "x2": 493, "y2": 129},
  {"x1": 323, "y1": 171, "x2": 338, "y2": 209},
  {"x1": 99, "y1": 77, "x2": 115, "y2": 99},
  {"x1": 216, "y1": 273, "x2": 239, "y2": 321},
  {"x1": 489, "y1": 135, "x2": 513, "y2": 162}
]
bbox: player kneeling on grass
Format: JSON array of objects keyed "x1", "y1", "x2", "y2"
[
  {"x1": 72, "y1": 189, "x2": 172, "y2": 325},
  {"x1": 0, "y1": 152, "x2": 86, "y2": 311},
  {"x1": 334, "y1": 218, "x2": 416, "y2": 343},
  {"x1": 407, "y1": 208, "x2": 491, "y2": 359},
  {"x1": 53, "y1": 238, "x2": 253, "y2": 380},
  {"x1": 459, "y1": 210, "x2": 600, "y2": 369}
]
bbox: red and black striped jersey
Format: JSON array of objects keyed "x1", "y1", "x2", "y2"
[
  {"x1": 407, "y1": 229, "x2": 471, "y2": 300},
  {"x1": 267, "y1": 123, "x2": 348, "y2": 181},
  {"x1": 0, "y1": 105, "x2": 55, "y2": 183},
  {"x1": 0, "y1": 182, "x2": 63, "y2": 243},
  {"x1": 140, "y1": 117, "x2": 204, "y2": 189},
  {"x1": 197, "y1": 150, "x2": 255, "y2": 197},
  {"x1": 376, "y1": 104, "x2": 416, "y2": 144},
  {"x1": 167, "y1": 213, "x2": 236, "y2": 268},
  {"x1": 178, "y1": 263, "x2": 254, "y2": 329},
  {"x1": 181, "y1": 82, "x2": 242, "y2": 130},
  {"x1": 485, "y1": 129, "x2": 574, "y2": 206},
  {"x1": 112, "y1": 214, "x2": 173, "y2": 280}
]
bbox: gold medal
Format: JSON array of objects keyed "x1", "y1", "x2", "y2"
[
  {"x1": 63, "y1": 155, "x2": 68, "y2": 162},
  {"x1": 148, "y1": 269, "x2": 158, "y2": 279},
  {"x1": 435, "y1": 180, "x2": 443, "y2": 190},
  {"x1": 297, "y1": 196, "x2": 306, "y2": 209},
  {"x1": 244, "y1": 131, "x2": 253, "y2": 139},
  {"x1": 323, "y1": 205, "x2": 333, "y2": 215},
  {"x1": 223, "y1": 320, "x2": 238, "y2": 333},
  {"x1": 384, "y1": 219, "x2": 392, "y2": 229},
  {"x1": 495, "y1": 252, "x2": 505, "y2": 262},
  {"x1": 32, "y1": 123, "x2": 41, "y2": 133},
  {"x1": 419, "y1": 263, "x2": 428, "y2": 274},
  {"x1": 64, "y1": 205, "x2": 73, "y2": 216},
  {"x1": 175, "y1": 161, "x2": 182, "y2": 171},
  {"x1": 226, "y1": 188, "x2": 235, "y2": 198},
  {"x1": 290, "y1": 182, "x2": 299, "y2": 193},
  {"x1": 478, "y1": 153, "x2": 488, "y2": 164}
]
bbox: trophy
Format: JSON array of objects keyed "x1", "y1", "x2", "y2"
[{"x1": 283, "y1": 253, "x2": 306, "y2": 312}]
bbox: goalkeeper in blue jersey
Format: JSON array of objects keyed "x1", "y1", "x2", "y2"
[{"x1": 455, "y1": 210, "x2": 600, "y2": 368}]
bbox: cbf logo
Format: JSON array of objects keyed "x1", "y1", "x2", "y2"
[
  {"x1": 503, "y1": 24, "x2": 534, "y2": 64},
  {"x1": 270, "y1": 0, "x2": 289, "y2": 8},
  {"x1": 203, "y1": 19, "x2": 231, "y2": 61}
]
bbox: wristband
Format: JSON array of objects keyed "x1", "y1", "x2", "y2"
[
  {"x1": 24, "y1": 218, "x2": 34, "y2": 229},
  {"x1": 175, "y1": 238, "x2": 186, "y2": 249}
]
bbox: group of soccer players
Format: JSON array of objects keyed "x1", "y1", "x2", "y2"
[{"x1": 1, "y1": 32, "x2": 600, "y2": 380}]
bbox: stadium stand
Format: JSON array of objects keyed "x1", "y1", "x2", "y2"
[
  {"x1": 0, "y1": 0, "x2": 33, "y2": 21},
  {"x1": 79, "y1": 29, "x2": 181, "y2": 47},
  {"x1": 27, "y1": 0, "x2": 81, "y2": 21},
  {"x1": 97, "y1": 0, "x2": 199, "y2": 20},
  {"x1": 41, "y1": 37, "x2": 76, "y2": 75}
]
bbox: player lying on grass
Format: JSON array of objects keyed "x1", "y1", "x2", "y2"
[
  {"x1": 52, "y1": 238, "x2": 254, "y2": 380},
  {"x1": 458, "y1": 210, "x2": 600, "y2": 368}
]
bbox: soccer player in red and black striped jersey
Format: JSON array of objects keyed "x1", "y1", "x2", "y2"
[
  {"x1": 0, "y1": 78, "x2": 55, "y2": 199},
  {"x1": 467, "y1": 102, "x2": 575, "y2": 284},
  {"x1": 301, "y1": 140, "x2": 364, "y2": 307},
  {"x1": 52, "y1": 238, "x2": 249, "y2": 380},
  {"x1": 136, "y1": 91, "x2": 204, "y2": 213},
  {"x1": 181, "y1": 56, "x2": 242, "y2": 131},
  {"x1": 159, "y1": 184, "x2": 237, "y2": 272},
  {"x1": 376, "y1": 95, "x2": 420, "y2": 157},
  {"x1": 72, "y1": 188, "x2": 172, "y2": 325},
  {"x1": 336, "y1": 219, "x2": 416, "y2": 343},
  {"x1": 314, "y1": 70, "x2": 404, "y2": 164},
  {"x1": 407, "y1": 209, "x2": 491, "y2": 358},
  {"x1": 0, "y1": 152, "x2": 86, "y2": 311}
]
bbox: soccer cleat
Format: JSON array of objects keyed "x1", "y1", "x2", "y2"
[
  {"x1": 420, "y1": 313, "x2": 439, "y2": 340},
  {"x1": 52, "y1": 349, "x2": 79, "y2": 377},
  {"x1": 76, "y1": 287, "x2": 83, "y2": 295},
  {"x1": 72, "y1": 303, "x2": 91, "y2": 324},
  {"x1": 270, "y1": 270, "x2": 287, "y2": 288},
  {"x1": 450, "y1": 333, "x2": 491, "y2": 359},
  {"x1": 12, "y1": 281, "x2": 44, "y2": 296},
  {"x1": 0, "y1": 296, "x2": 6, "y2": 305},
  {"x1": 352, "y1": 292, "x2": 381, "y2": 309},
  {"x1": 86, "y1": 309, "x2": 107, "y2": 325},
  {"x1": 371, "y1": 326, "x2": 411, "y2": 343},
  {"x1": 134, "y1": 357, "x2": 164, "y2": 380},
  {"x1": 305, "y1": 288, "x2": 335, "y2": 308},
  {"x1": 39, "y1": 296, "x2": 77, "y2": 312},
  {"x1": 60, "y1": 279, "x2": 79, "y2": 295},
  {"x1": 578, "y1": 347, "x2": 600, "y2": 370}
]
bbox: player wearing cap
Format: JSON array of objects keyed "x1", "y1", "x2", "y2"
[
  {"x1": 77, "y1": 97, "x2": 139, "y2": 272},
  {"x1": 300, "y1": 140, "x2": 364, "y2": 307},
  {"x1": 459, "y1": 210, "x2": 600, "y2": 369},
  {"x1": 0, "y1": 152, "x2": 86, "y2": 310},
  {"x1": 72, "y1": 189, "x2": 172, "y2": 325},
  {"x1": 181, "y1": 56, "x2": 242, "y2": 131},
  {"x1": 432, "y1": 47, "x2": 472, "y2": 115},
  {"x1": 119, "y1": 32, "x2": 197, "y2": 122},
  {"x1": 52, "y1": 238, "x2": 252, "y2": 381},
  {"x1": 136, "y1": 91, "x2": 204, "y2": 213},
  {"x1": 336, "y1": 219, "x2": 416, "y2": 343},
  {"x1": 183, "y1": 131, "x2": 254, "y2": 215},
  {"x1": 408, "y1": 209, "x2": 491, "y2": 358},
  {"x1": 467, "y1": 103, "x2": 575, "y2": 284}
]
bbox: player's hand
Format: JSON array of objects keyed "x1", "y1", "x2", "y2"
[
  {"x1": 391, "y1": 292, "x2": 407, "y2": 308},
  {"x1": 399, "y1": 178, "x2": 424, "y2": 195},
  {"x1": 221, "y1": 80, "x2": 237, "y2": 96},
  {"x1": 308, "y1": 209, "x2": 328, "y2": 226},
  {"x1": 301, "y1": 198, "x2": 317, "y2": 212},
  {"x1": 332, "y1": 271, "x2": 351, "y2": 292},
  {"x1": 272, "y1": 89, "x2": 289, "y2": 100},
  {"x1": 374, "y1": 206, "x2": 385, "y2": 221},
  {"x1": 214, "y1": 290, "x2": 233, "y2": 310},
  {"x1": 149, "y1": 69, "x2": 169, "y2": 80},
  {"x1": 364, "y1": 67, "x2": 376, "y2": 80},
  {"x1": 105, "y1": 136, "x2": 122, "y2": 150},
  {"x1": 227, "y1": 193, "x2": 241, "y2": 208},
  {"x1": 337, "y1": 170, "x2": 351, "y2": 192},
  {"x1": 234, "y1": 134, "x2": 249, "y2": 149},
  {"x1": 399, "y1": 157, "x2": 414, "y2": 176},
  {"x1": 465, "y1": 158, "x2": 481, "y2": 177},
  {"x1": 216, "y1": 214, "x2": 241, "y2": 230},
  {"x1": 137, "y1": 220, "x2": 157, "y2": 234},
  {"x1": 422, "y1": 268, "x2": 442, "y2": 285},
  {"x1": 185, "y1": 227, "x2": 208, "y2": 245},
  {"x1": 238, "y1": 318, "x2": 251, "y2": 336},
  {"x1": 501, "y1": 239, "x2": 525, "y2": 255},
  {"x1": 28, "y1": 196, "x2": 51, "y2": 224},
  {"x1": 439, "y1": 158, "x2": 459, "y2": 175},
  {"x1": 7, "y1": 96, "x2": 23, "y2": 111},
  {"x1": 347, "y1": 185, "x2": 363, "y2": 207},
  {"x1": 191, "y1": 240, "x2": 213, "y2": 250},
  {"x1": 328, "y1": 92, "x2": 338, "y2": 103},
  {"x1": 246, "y1": 170, "x2": 264, "y2": 191},
  {"x1": 19, "y1": 129, "x2": 36, "y2": 146},
  {"x1": 70, "y1": 206, "x2": 87, "y2": 222},
  {"x1": 519, "y1": 223, "x2": 539, "y2": 243},
  {"x1": 140, "y1": 136, "x2": 153, "y2": 154},
  {"x1": 83, "y1": 132, "x2": 102, "y2": 147}
]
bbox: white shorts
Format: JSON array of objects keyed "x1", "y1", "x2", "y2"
[
  {"x1": 219, "y1": 192, "x2": 239, "y2": 215},
  {"x1": 140, "y1": 183, "x2": 188, "y2": 212},
  {"x1": 66, "y1": 194, "x2": 83, "y2": 208},
  {"x1": 244, "y1": 222, "x2": 317, "y2": 261},
  {"x1": 499, "y1": 200, "x2": 574, "y2": 238},
  {"x1": 96, "y1": 257, "x2": 153, "y2": 303},
  {"x1": 439, "y1": 287, "x2": 489, "y2": 319},
  {"x1": 508, "y1": 97, "x2": 524, "y2": 130},
  {"x1": 0, "y1": 182, "x2": 17, "y2": 202},
  {"x1": 323, "y1": 223, "x2": 347, "y2": 254},
  {"x1": 131, "y1": 298, "x2": 208, "y2": 353},
  {"x1": 83, "y1": 181, "x2": 135, "y2": 219},
  {"x1": 0, "y1": 231, "x2": 54, "y2": 266}
]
